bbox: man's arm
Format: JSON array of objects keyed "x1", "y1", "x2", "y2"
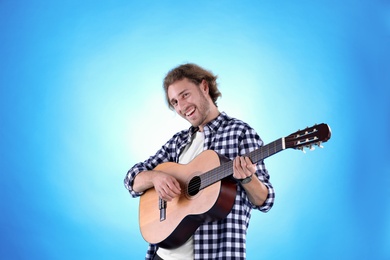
[
  {"x1": 133, "y1": 170, "x2": 181, "y2": 201},
  {"x1": 233, "y1": 156, "x2": 269, "y2": 206},
  {"x1": 232, "y1": 125, "x2": 275, "y2": 211}
]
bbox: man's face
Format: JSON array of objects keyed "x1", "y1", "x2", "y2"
[{"x1": 167, "y1": 78, "x2": 211, "y2": 129}]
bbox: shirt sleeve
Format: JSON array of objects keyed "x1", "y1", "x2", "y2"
[
  {"x1": 123, "y1": 136, "x2": 178, "y2": 198},
  {"x1": 239, "y1": 127, "x2": 275, "y2": 212}
]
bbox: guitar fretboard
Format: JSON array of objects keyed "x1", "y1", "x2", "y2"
[{"x1": 199, "y1": 138, "x2": 285, "y2": 190}]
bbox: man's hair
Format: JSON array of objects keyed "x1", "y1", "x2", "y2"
[{"x1": 163, "y1": 63, "x2": 222, "y2": 109}]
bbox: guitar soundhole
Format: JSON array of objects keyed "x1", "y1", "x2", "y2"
[{"x1": 187, "y1": 176, "x2": 201, "y2": 197}]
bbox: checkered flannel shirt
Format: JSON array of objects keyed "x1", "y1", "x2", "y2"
[{"x1": 124, "y1": 112, "x2": 275, "y2": 259}]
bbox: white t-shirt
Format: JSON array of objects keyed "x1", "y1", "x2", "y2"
[{"x1": 157, "y1": 131, "x2": 205, "y2": 259}]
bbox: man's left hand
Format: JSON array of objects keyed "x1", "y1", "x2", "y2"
[{"x1": 233, "y1": 156, "x2": 255, "y2": 180}]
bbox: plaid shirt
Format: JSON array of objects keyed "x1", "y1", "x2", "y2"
[{"x1": 124, "y1": 112, "x2": 275, "y2": 259}]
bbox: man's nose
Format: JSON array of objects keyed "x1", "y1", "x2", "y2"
[{"x1": 177, "y1": 99, "x2": 187, "y2": 112}]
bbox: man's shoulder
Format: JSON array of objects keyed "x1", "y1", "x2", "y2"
[
  {"x1": 170, "y1": 128, "x2": 190, "y2": 140},
  {"x1": 168, "y1": 127, "x2": 193, "y2": 144}
]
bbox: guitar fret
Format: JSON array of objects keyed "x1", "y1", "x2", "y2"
[{"x1": 200, "y1": 138, "x2": 285, "y2": 189}]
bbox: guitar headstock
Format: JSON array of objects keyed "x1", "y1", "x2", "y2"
[{"x1": 285, "y1": 123, "x2": 331, "y2": 152}]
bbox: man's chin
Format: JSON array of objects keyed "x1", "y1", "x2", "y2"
[{"x1": 189, "y1": 120, "x2": 200, "y2": 128}]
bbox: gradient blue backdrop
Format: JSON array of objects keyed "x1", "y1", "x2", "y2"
[{"x1": 1, "y1": 1, "x2": 389, "y2": 259}]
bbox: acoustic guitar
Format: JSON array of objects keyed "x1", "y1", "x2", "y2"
[{"x1": 138, "y1": 123, "x2": 331, "y2": 249}]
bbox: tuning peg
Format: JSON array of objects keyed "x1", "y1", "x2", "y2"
[
  {"x1": 299, "y1": 147, "x2": 306, "y2": 153},
  {"x1": 317, "y1": 141, "x2": 324, "y2": 148},
  {"x1": 309, "y1": 145, "x2": 315, "y2": 151}
]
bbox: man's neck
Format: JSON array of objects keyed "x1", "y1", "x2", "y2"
[{"x1": 198, "y1": 108, "x2": 220, "y2": 132}]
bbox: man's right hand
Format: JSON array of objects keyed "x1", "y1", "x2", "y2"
[
  {"x1": 152, "y1": 172, "x2": 182, "y2": 201},
  {"x1": 133, "y1": 170, "x2": 182, "y2": 201}
]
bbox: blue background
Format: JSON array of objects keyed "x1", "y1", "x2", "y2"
[{"x1": 1, "y1": 1, "x2": 389, "y2": 259}]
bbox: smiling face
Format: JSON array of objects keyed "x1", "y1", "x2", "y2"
[{"x1": 167, "y1": 78, "x2": 219, "y2": 131}]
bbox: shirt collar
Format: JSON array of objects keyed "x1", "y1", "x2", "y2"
[
  {"x1": 204, "y1": 111, "x2": 229, "y2": 133},
  {"x1": 187, "y1": 112, "x2": 229, "y2": 136}
]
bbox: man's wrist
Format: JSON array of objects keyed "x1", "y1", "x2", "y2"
[{"x1": 238, "y1": 174, "x2": 253, "y2": 184}]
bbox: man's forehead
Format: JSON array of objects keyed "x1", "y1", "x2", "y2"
[{"x1": 167, "y1": 79, "x2": 197, "y2": 99}]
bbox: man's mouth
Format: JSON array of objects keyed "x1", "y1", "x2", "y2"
[{"x1": 185, "y1": 107, "x2": 196, "y2": 117}]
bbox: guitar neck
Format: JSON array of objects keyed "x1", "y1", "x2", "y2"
[
  {"x1": 200, "y1": 138, "x2": 285, "y2": 190},
  {"x1": 249, "y1": 138, "x2": 285, "y2": 163}
]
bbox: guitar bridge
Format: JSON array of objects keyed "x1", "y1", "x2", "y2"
[{"x1": 159, "y1": 198, "x2": 167, "y2": 221}]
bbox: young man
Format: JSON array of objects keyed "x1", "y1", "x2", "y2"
[{"x1": 124, "y1": 63, "x2": 275, "y2": 259}]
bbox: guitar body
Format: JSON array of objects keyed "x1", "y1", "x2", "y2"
[{"x1": 139, "y1": 150, "x2": 237, "y2": 249}]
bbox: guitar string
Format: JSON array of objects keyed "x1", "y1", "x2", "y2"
[
  {"x1": 190, "y1": 140, "x2": 283, "y2": 192},
  {"x1": 187, "y1": 133, "x2": 324, "y2": 194},
  {"x1": 186, "y1": 129, "x2": 328, "y2": 194},
  {"x1": 186, "y1": 139, "x2": 284, "y2": 195}
]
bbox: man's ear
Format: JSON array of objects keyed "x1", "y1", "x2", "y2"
[{"x1": 201, "y1": 79, "x2": 209, "y2": 94}]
